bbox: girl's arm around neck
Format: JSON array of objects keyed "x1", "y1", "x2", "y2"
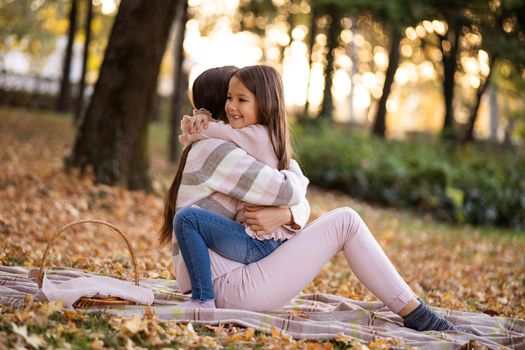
[{"x1": 183, "y1": 121, "x2": 277, "y2": 167}]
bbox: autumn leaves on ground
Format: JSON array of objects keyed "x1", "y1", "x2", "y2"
[{"x1": 1, "y1": 108, "x2": 524, "y2": 349}]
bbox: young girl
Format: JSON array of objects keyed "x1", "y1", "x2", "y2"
[
  {"x1": 178, "y1": 90, "x2": 308, "y2": 240},
  {"x1": 179, "y1": 111, "x2": 307, "y2": 240},
  {"x1": 160, "y1": 65, "x2": 310, "y2": 308}
]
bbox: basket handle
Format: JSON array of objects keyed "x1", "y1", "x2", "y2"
[{"x1": 37, "y1": 220, "x2": 140, "y2": 288}]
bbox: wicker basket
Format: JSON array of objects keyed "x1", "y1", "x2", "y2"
[{"x1": 37, "y1": 220, "x2": 141, "y2": 309}]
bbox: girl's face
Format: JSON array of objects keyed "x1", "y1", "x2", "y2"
[{"x1": 225, "y1": 76, "x2": 259, "y2": 129}]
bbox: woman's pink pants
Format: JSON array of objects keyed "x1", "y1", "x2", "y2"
[{"x1": 213, "y1": 207, "x2": 416, "y2": 313}]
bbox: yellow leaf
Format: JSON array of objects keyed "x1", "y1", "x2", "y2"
[
  {"x1": 123, "y1": 315, "x2": 147, "y2": 334},
  {"x1": 245, "y1": 328, "x2": 255, "y2": 340},
  {"x1": 44, "y1": 300, "x2": 64, "y2": 315},
  {"x1": 91, "y1": 339, "x2": 104, "y2": 350},
  {"x1": 369, "y1": 339, "x2": 385, "y2": 346},
  {"x1": 324, "y1": 342, "x2": 334, "y2": 350},
  {"x1": 306, "y1": 343, "x2": 324, "y2": 350},
  {"x1": 11, "y1": 323, "x2": 44, "y2": 349},
  {"x1": 271, "y1": 326, "x2": 280, "y2": 338},
  {"x1": 144, "y1": 305, "x2": 155, "y2": 319},
  {"x1": 64, "y1": 309, "x2": 82, "y2": 320},
  {"x1": 24, "y1": 294, "x2": 33, "y2": 306},
  {"x1": 334, "y1": 332, "x2": 351, "y2": 344},
  {"x1": 231, "y1": 333, "x2": 243, "y2": 341}
]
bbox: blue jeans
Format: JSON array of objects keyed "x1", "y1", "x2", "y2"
[{"x1": 173, "y1": 207, "x2": 284, "y2": 301}]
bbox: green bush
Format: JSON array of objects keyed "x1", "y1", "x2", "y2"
[{"x1": 293, "y1": 123, "x2": 525, "y2": 230}]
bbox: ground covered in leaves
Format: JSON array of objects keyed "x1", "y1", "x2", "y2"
[{"x1": 1, "y1": 107, "x2": 524, "y2": 349}]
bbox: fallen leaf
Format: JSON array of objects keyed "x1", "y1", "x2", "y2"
[
  {"x1": 122, "y1": 315, "x2": 147, "y2": 335},
  {"x1": 11, "y1": 323, "x2": 45, "y2": 349},
  {"x1": 271, "y1": 326, "x2": 280, "y2": 338},
  {"x1": 245, "y1": 328, "x2": 255, "y2": 340}
]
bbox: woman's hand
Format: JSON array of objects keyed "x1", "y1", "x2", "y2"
[{"x1": 244, "y1": 205, "x2": 293, "y2": 236}]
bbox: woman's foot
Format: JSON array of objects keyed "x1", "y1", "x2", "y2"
[
  {"x1": 177, "y1": 299, "x2": 216, "y2": 309},
  {"x1": 403, "y1": 298, "x2": 456, "y2": 332}
]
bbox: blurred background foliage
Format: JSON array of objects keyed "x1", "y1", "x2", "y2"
[
  {"x1": 294, "y1": 123, "x2": 525, "y2": 229},
  {"x1": 0, "y1": 0, "x2": 524, "y2": 229}
]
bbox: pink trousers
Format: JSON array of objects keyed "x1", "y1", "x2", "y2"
[{"x1": 213, "y1": 207, "x2": 417, "y2": 313}]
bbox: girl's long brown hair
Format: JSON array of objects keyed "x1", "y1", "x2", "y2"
[
  {"x1": 159, "y1": 66, "x2": 238, "y2": 246},
  {"x1": 233, "y1": 65, "x2": 292, "y2": 170}
]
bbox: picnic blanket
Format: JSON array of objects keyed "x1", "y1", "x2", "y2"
[{"x1": 1, "y1": 265, "x2": 523, "y2": 349}]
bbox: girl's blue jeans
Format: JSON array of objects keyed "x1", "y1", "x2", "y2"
[{"x1": 173, "y1": 207, "x2": 284, "y2": 301}]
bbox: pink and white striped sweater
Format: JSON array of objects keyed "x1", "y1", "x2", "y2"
[
  {"x1": 173, "y1": 137, "x2": 310, "y2": 293},
  {"x1": 179, "y1": 118, "x2": 309, "y2": 239}
]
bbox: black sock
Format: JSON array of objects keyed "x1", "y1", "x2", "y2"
[{"x1": 403, "y1": 298, "x2": 457, "y2": 332}]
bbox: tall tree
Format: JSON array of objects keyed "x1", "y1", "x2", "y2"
[
  {"x1": 169, "y1": 0, "x2": 189, "y2": 163},
  {"x1": 439, "y1": 18, "x2": 461, "y2": 137},
  {"x1": 462, "y1": 0, "x2": 525, "y2": 142},
  {"x1": 56, "y1": 0, "x2": 79, "y2": 112},
  {"x1": 74, "y1": 0, "x2": 94, "y2": 122},
  {"x1": 318, "y1": 3, "x2": 341, "y2": 119},
  {"x1": 67, "y1": 0, "x2": 178, "y2": 190},
  {"x1": 421, "y1": 0, "x2": 472, "y2": 138},
  {"x1": 349, "y1": 0, "x2": 422, "y2": 137},
  {"x1": 462, "y1": 54, "x2": 496, "y2": 143},
  {"x1": 372, "y1": 28, "x2": 401, "y2": 136},
  {"x1": 302, "y1": 5, "x2": 317, "y2": 118}
]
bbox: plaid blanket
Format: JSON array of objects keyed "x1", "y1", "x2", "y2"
[{"x1": 1, "y1": 265, "x2": 523, "y2": 349}]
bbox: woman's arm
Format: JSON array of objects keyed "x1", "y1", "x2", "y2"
[
  {"x1": 180, "y1": 139, "x2": 307, "y2": 207},
  {"x1": 244, "y1": 206, "x2": 293, "y2": 234},
  {"x1": 244, "y1": 195, "x2": 311, "y2": 236},
  {"x1": 287, "y1": 195, "x2": 311, "y2": 230}
]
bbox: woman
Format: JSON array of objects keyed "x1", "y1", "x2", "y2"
[{"x1": 160, "y1": 65, "x2": 456, "y2": 332}]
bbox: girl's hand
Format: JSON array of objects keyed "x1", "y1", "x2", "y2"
[
  {"x1": 180, "y1": 113, "x2": 210, "y2": 134},
  {"x1": 181, "y1": 115, "x2": 192, "y2": 134},
  {"x1": 189, "y1": 112, "x2": 210, "y2": 134},
  {"x1": 244, "y1": 205, "x2": 293, "y2": 236}
]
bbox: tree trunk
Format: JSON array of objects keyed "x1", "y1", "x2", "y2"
[
  {"x1": 372, "y1": 28, "x2": 401, "y2": 137},
  {"x1": 68, "y1": 0, "x2": 177, "y2": 191},
  {"x1": 440, "y1": 24, "x2": 460, "y2": 137},
  {"x1": 169, "y1": 0, "x2": 189, "y2": 163},
  {"x1": 462, "y1": 56, "x2": 496, "y2": 143},
  {"x1": 302, "y1": 6, "x2": 316, "y2": 118},
  {"x1": 56, "y1": 0, "x2": 78, "y2": 112},
  {"x1": 319, "y1": 5, "x2": 340, "y2": 119},
  {"x1": 489, "y1": 86, "x2": 499, "y2": 141},
  {"x1": 347, "y1": 42, "x2": 358, "y2": 122},
  {"x1": 74, "y1": 0, "x2": 93, "y2": 122}
]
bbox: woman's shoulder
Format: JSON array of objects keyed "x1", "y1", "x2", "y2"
[{"x1": 191, "y1": 137, "x2": 238, "y2": 150}]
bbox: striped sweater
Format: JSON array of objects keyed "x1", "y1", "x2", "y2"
[
  {"x1": 173, "y1": 138, "x2": 310, "y2": 293},
  {"x1": 180, "y1": 119, "x2": 309, "y2": 239}
]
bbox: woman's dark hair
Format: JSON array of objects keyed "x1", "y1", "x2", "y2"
[
  {"x1": 159, "y1": 66, "x2": 238, "y2": 246},
  {"x1": 192, "y1": 66, "x2": 238, "y2": 121}
]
